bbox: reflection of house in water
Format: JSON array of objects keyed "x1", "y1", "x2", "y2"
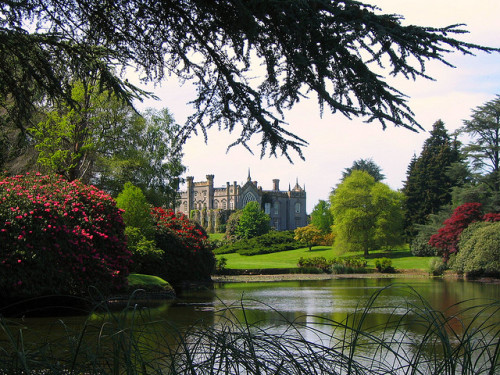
[{"x1": 176, "y1": 171, "x2": 307, "y2": 230}]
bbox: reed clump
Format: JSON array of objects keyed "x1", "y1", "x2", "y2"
[{"x1": 0, "y1": 285, "x2": 498, "y2": 374}]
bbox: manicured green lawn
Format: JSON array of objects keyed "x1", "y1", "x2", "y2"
[
  {"x1": 209, "y1": 233, "x2": 225, "y2": 241},
  {"x1": 216, "y1": 246, "x2": 432, "y2": 271}
]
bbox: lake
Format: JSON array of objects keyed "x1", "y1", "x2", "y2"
[{"x1": 1, "y1": 277, "x2": 499, "y2": 373}]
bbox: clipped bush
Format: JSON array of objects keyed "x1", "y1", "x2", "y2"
[
  {"x1": 453, "y1": 222, "x2": 500, "y2": 277},
  {"x1": 152, "y1": 208, "x2": 215, "y2": 284},
  {"x1": 297, "y1": 257, "x2": 330, "y2": 272},
  {"x1": 297, "y1": 256, "x2": 367, "y2": 274},
  {"x1": 375, "y1": 258, "x2": 395, "y2": 273},
  {"x1": 0, "y1": 173, "x2": 130, "y2": 302},
  {"x1": 214, "y1": 230, "x2": 301, "y2": 256}
]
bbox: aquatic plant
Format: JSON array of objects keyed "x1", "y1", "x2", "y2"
[{"x1": 0, "y1": 285, "x2": 498, "y2": 374}]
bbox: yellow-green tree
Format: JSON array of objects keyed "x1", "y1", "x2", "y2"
[
  {"x1": 294, "y1": 225, "x2": 323, "y2": 251},
  {"x1": 330, "y1": 170, "x2": 404, "y2": 256}
]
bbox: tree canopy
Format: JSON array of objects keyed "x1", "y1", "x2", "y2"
[
  {"x1": 236, "y1": 202, "x2": 271, "y2": 239},
  {"x1": 403, "y1": 120, "x2": 461, "y2": 238},
  {"x1": 330, "y1": 170, "x2": 404, "y2": 256},
  {"x1": 342, "y1": 158, "x2": 385, "y2": 182},
  {"x1": 2, "y1": 1, "x2": 498, "y2": 159},
  {"x1": 458, "y1": 96, "x2": 500, "y2": 193},
  {"x1": 310, "y1": 200, "x2": 334, "y2": 234}
]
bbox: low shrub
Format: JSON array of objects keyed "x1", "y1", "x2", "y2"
[
  {"x1": 428, "y1": 257, "x2": 448, "y2": 276},
  {"x1": 214, "y1": 257, "x2": 228, "y2": 275},
  {"x1": 453, "y1": 221, "x2": 500, "y2": 277},
  {"x1": 375, "y1": 258, "x2": 395, "y2": 273},
  {"x1": 297, "y1": 256, "x2": 367, "y2": 274},
  {"x1": 0, "y1": 173, "x2": 130, "y2": 302}
]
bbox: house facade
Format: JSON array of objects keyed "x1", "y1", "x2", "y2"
[{"x1": 176, "y1": 172, "x2": 307, "y2": 231}]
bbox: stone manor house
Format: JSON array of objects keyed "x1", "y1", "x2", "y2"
[{"x1": 176, "y1": 172, "x2": 307, "y2": 231}]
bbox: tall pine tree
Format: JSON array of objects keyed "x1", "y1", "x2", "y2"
[{"x1": 403, "y1": 120, "x2": 461, "y2": 239}]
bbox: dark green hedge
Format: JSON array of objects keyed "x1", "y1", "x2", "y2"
[{"x1": 214, "y1": 230, "x2": 302, "y2": 256}]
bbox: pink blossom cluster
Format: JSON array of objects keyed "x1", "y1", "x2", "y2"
[
  {"x1": 0, "y1": 173, "x2": 131, "y2": 299},
  {"x1": 151, "y1": 207, "x2": 207, "y2": 252}
]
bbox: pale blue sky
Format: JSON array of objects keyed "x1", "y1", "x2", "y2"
[{"x1": 134, "y1": 0, "x2": 500, "y2": 213}]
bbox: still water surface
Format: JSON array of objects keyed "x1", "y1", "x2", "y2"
[
  {"x1": 173, "y1": 277, "x2": 500, "y2": 328},
  {"x1": 2, "y1": 277, "x2": 499, "y2": 372},
  {"x1": 6, "y1": 277, "x2": 499, "y2": 337}
]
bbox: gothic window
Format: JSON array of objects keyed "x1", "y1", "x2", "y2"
[
  {"x1": 230, "y1": 201, "x2": 234, "y2": 210},
  {"x1": 295, "y1": 202, "x2": 301, "y2": 214},
  {"x1": 264, "y1": 203, "x2": 271, "y2": 214},
  {"x1": 242, "y1": 192, "x2": 257, "y2": 207},
  {"x1": 222, "y1": 199, "x2": 227, "y2": 209},
  {"x1": 214, "y1": 200, "x2": 219, "y2": 209},
  {"x1": 183, "y1": 201, "x2": 187, "y2": 212},
  {"x1": 274, "y1": 201, "x2": 279, "y2": 215}
]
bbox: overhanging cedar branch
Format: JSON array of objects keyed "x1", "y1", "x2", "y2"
[{"x1": 1, "y1": 0, "x2": 498, "y2": 160}]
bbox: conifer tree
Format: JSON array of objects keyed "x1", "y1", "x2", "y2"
[{"x1": 403, "y1": 120, "x2": 461, "y2": 238}]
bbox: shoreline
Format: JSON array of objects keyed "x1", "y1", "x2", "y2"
[{"x1": 211, "y1": 270, "x2": 434, "y2": 283}]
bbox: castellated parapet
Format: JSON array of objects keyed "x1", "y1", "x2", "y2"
[{"x1": 176, "y1": 172, "x2": 307, "y2": 231}]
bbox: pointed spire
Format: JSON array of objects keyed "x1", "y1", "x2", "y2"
[{"x1": 247, "y1": 168, "x2": 251, "y2": 182}]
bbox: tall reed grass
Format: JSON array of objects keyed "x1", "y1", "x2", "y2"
[{"x1": 0, "y1": 285, "x2": 498, "y2": 374}]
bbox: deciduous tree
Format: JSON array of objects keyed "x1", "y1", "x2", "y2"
[
  {"x1": 92, "y1": 107, "x2": 185, "y2": 207},
  {"x1": 294, "y1": 225, "x2": 323, "y2": 251},
  {"x1": 330, "y1": 170, "x2": 404, "y2": 256},
  {"x1": 236, "y1": 202, "x2": 271, "y2": 239},
  {"x1": 310, "y1": 200, "x2": 333, "y2": 234}
]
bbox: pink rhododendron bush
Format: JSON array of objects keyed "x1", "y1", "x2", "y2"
[
  {"x1": 152, "y1": 207, "x2": 215, "y2": 284},
  {"x1": 0, "y1": 173, "x2": 130, "y2": 303}
]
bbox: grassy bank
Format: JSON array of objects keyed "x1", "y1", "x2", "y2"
[{"x1": 216, "y1": 245, "x2": 432, "y2": 271}]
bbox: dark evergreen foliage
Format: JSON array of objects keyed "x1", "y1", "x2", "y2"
[
  {"x1": 403, "y1": 120, "x2": 462, "y2": 239},
  {"x1": 214, "y1": 230, "x2": 301, "y2": 256},
  {"x1": 341, "y1": 158, "x2": 385, "y2": 182},
  {"x1": 1, "y1": 1, "x2": 498, "y2": 160}
]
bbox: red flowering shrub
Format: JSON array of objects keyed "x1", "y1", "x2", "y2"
[
  {"x1": 428, "y1": 203, "x2": 483, "y2": 259},
  {"x1": 151, "y1": 207, "x2": 215, "y2": 284},
  {"x1": 0, "y1": 173, "x2": 130, "y2": 302},
  {"x1": 482, "y1": 212, "x2": 500, "y2": 222}
]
